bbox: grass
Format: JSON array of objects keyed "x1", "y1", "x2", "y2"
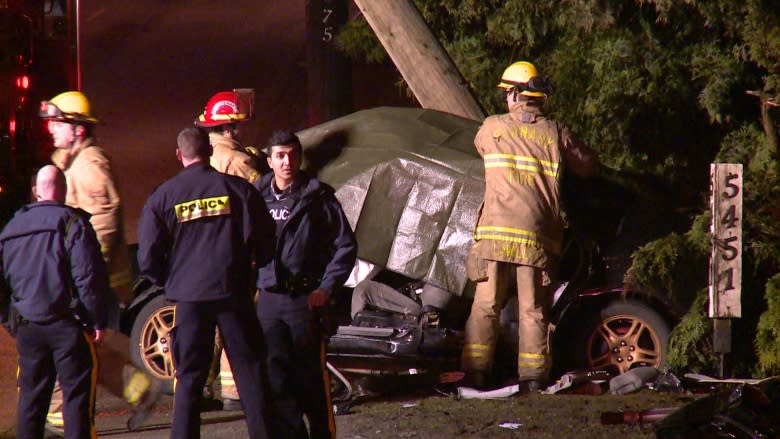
[{"x1": 334, "y1": 386, "x2": 694, "y2": 438}]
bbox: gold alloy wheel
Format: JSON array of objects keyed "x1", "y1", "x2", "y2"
[
  {"x1": 137, "y1": 304, "x2": 176, "y2": 381},
  {"x1": 586, "y1": 313, "x2": 663, "y2": 374}
]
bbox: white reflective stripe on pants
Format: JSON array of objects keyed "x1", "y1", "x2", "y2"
[{"x1": 461, "y1": 261, "x2": 551, "y2": 380}]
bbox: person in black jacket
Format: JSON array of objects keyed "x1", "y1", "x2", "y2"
[
  {"x1": 255, "y1": 130, "x2": 357, "y2": 439},
  {"x1": 137, "y1": 127, "x2": 276, "y2": 439},
  {"x1": 0, "y1": 165, "x2": 107, "y2": 439}
]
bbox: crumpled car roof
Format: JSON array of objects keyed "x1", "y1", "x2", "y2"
[{"x1": 298, "y1": 107, "x2": 483, "y2": 296}]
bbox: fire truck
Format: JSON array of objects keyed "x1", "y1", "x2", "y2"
[{"x1": 0, "y1": 0, "x2": 78, "y2": 223}]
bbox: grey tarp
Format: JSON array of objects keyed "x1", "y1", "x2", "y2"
[{"x1": 297, "y1": 107, "x2": 483, "y2": 296}]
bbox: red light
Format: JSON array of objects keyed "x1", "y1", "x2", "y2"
[
  {"x1": 9, "y1": 118, "x2": 16, "y2": 136},
  {"x1": 15, "y1": 75, "x2": 30, "y2": 90}
]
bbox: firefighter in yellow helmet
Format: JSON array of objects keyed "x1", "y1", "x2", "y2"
[
  {"x1": 40, "y1": 91, "x2": 160, "y2": 432},
  {"x1": 461, "y1": 61, "x2": 600, "y2": 391}
]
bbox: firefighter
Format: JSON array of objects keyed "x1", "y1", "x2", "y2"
[
  {"x1": 137, "y1": 127, "x2": 276, "y2": 439},
  {"x1": 0, "y1": 165, "x2": 106, "y2": 439},
  {"x1": 255, "y1": 130, "x2": 357, "y2": 439},
  {"x1": 461, "y1": 61, "x2": 599, "y2": 391},
  {"x1": 39, "y1": 91, "x2": 161, "y2": 432},
  {"x1": 195, "y1": 89, "x2": 265, "y2": 183},
  {"x1": 194, "y1": 89, "x2": 266, "y2": 410}
]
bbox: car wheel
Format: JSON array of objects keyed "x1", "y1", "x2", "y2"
[
  {"x1": 581, "y1": 299, "x2": 670, "y2": 375},
  {"x1": 130, "y1": 294, "x2": 175, "y2": 393}
]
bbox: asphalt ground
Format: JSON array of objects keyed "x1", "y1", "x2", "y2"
[{"x1": 0, "y1": 327, "x2": 253, "y2": 438}]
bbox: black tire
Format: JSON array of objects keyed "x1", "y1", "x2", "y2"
[
  {"x1": 130, "y1": 294, "x2": 176, "y2": 394},
  {"x1": 573, "y1": 299, "x2": 670, "y2": 375}
]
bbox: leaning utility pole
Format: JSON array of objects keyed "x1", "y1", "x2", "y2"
[{"x1": 352, "y1": 0, "x2": 485, "y2": 121}]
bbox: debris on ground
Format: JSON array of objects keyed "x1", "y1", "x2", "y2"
[
  {"x1": 456, "y1": 384, "x2": 521, "y2": 399},
  {"x1": 543, "y1": 369, "x2": 614, "y2": 395},
  {"x1": 654, "y1": 376, "x2": 780, "y2": 438},
  {"x1": 600, "y1": 407, "x2": 678, "y2": 426},
  {"x1": 609, "y1": 366, "x2": 660, "y2": 395},
  {"x1": 335, "y1": 361, "x2": 780, "y2": 438},
  {"x1": 497, "y1": 421, "x2": 523, "y2": 430}
]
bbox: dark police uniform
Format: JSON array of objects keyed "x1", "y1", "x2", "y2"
[
  {"x1": 0, "y1": 201, "x2": 107, "y2": 439},
  {"x1": 137, "y1": 161, "x2": 275, "y2": 439},
  {"x1": 254, "y1": 172, "x2": 357, "y2": 439}
]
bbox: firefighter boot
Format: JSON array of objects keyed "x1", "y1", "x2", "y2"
[
  {"x1": 124, "y1": 367, "x2": 162, "y2": 431},
  {"x1": 45, "y1": 382, "x2": 65, "y2": 437},
  {"x1": 460, "y1": 370, "x2": 490, "y2": 390}
]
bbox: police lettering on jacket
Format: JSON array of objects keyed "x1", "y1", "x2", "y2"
[
  {"x1": 269, "y1": 207, "x2": 290, "y2": 221},
  {"x1": 137, "y1": 162, "x2": 275, "y2": 302},
  {"x1": 175, "y1": 196, "x2": 230, "y2": 223},
  {"x1": 254, "y1": 172, "x2": 357, "y2": 295}
]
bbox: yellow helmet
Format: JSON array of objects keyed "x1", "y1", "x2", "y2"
[
  {"x1": 497, "y1": 61, "x2": 548, "y2": 98},
  {"x1": 39, "y1": 91, "x2": 98, "y2": 124}
]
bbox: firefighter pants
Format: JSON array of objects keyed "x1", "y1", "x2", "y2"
[
  {"x1": 204, "y1": 329, "x2": 239, "y2": 401},
  {"x1": 461, "y1": 261, "x2": 551, "y2": 381},
  {"x1": 17, "y1": 319, "x2": 98, "y2": 439},
  {"x1": 171, "y1": 295, "x2": 272, "y2": 439},
  {"x1": 47, "y1": 329, "x2": 155, "y2": 429}
]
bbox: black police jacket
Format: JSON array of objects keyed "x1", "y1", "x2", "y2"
[
  {"x1": 137, "y1": 162, "x2": 275, "y2": 301},
  {"x1": 254, "y1": 172, "x2": 357, "y2": 296},
  {"x1": 0, "y1": 201, "x2": 109, "y2": 329}
]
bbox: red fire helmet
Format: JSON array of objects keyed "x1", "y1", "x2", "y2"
[{"x1": 195, "y1": 89, "x2": 255, "y2": 127}]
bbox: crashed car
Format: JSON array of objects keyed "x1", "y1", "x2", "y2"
[{"x1": 126, "y1": 106, "x2": 680, "y2": 392}]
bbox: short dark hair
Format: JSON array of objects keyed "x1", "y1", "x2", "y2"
[
  {"x1": 265, "y1": 130, "x2": 302, "y2": 156},
  {"x1": 177, "y1": 127, "x2": 211, "y2": 159}
]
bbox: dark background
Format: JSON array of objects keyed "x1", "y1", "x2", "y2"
[{"x1": 79, "y1": 0, "x2": 415, "y2": 242}]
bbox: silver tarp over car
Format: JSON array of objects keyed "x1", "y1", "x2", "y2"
[{"x1": 298, "y1": 107, "x2": 483, "y2": 296}]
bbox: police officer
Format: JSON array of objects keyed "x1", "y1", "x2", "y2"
[
  {"x1": 0, "y1": 165, "x2": 107, "y2": 439},
  {"x1": 255, "y1": 130, "x2": 357, "y2": 439},
  {"x1": 39, "y1": 90, "x2": 160, "y2": 432},
  {"x1": 194, "y1": 89, "x2": 266, "y2": 409},
  {"x1": 137, "y1": 127, "x2": 276, "y2": 439},
  {"x1": 461, "y1": 61, "x2": 599, "y2": 391}
]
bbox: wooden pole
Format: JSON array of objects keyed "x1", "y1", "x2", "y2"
[{"x1": 352, "y1": 0, "x2": 485, "y2": 121}]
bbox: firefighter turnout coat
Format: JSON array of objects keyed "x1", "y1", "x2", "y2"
[
  {"x1": 462, "y1": 100, "x2": 598, "y2": 381},
  {"x1": 209, "y1": 132, "x2": 261, "y2": 184},
  {"x1": 51, "y1": 137, "x2": 133, "y2": 304},
  {"x1": 470, "y1": 101, "x2": 598, "y2": 269}
]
